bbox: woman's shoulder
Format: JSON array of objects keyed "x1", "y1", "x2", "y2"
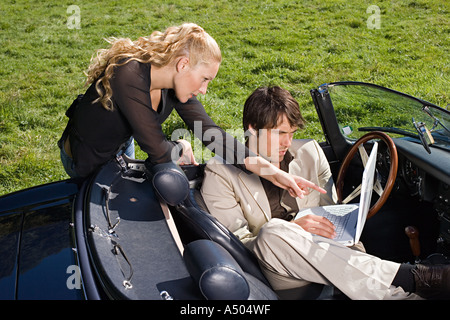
[
  {"x1": 117, "y1": 58, "x2": 150, "y2": 75},
  {"x1": 110, "y1": 59, "x2": 151, "y2": 90}
]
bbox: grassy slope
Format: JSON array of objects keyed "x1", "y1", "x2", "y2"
[{"x1": 0, "y1": 0, "x2": 448, "y2": 195}]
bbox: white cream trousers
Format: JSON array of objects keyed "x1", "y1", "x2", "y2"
[{"x1": 252, "y1": 219, "x2": 423, "y2": 300}]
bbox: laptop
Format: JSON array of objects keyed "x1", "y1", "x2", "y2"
[{"x1": 295, "y1": 142, "x2": 378, "y2": 246}]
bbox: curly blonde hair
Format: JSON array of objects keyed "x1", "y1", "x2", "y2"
[{"x1": 85, "y1": 23, "x2": 222, "y2": 110}]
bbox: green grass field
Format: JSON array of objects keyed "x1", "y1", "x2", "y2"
[{"x1": 0, "y1": 0, "x2": 448, "y2": 195}]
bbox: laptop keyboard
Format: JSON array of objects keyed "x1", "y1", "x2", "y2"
[{"x1": 321, "y1": 206, "x2": 354, "y2": 238}]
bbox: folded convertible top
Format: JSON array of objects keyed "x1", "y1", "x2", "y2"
[{"x1": 84, "y1": 159, "x2": 199, "y2": 299}]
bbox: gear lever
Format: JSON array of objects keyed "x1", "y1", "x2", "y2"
[{"x1": 405, "y1": 226, "x2": 421, "y2": 263}]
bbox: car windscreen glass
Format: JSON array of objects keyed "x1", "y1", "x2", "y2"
[{"x1": 326, "y1": 83, "x2": 449, "y2": 151}]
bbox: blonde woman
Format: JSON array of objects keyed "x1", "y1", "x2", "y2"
[{"x1": 58, "y1": 23, "x2": 324, "y2": 198}]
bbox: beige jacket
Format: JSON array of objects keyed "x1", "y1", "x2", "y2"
[{"x1": 201, "y1": 139, "x2": 337, "y2": 248}]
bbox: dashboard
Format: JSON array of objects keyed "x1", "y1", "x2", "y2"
[{"x1": 393, "y1": 138, "x2": 450, "y2": 243}]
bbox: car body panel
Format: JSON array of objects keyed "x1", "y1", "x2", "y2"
[
  {"x1": 0, "y1": 180, "x2": 82, "y2": 299},
  {"x1": 0, "y1": 212, "x2": 21, "y2": 299}
]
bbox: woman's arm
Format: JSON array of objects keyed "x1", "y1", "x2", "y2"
[{"x1": 176, "y1": 98, "x2": 326, "y2": 198}]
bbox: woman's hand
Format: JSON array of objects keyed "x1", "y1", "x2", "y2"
[
  {"x1": 293, "y1": 214, "x2": 336, "y2": 239},
  {"x1": 176, "y1": 139, "x2": 199, "y2": 165},
  {"x1": 244, "y1": 156, "x2": 326, "y2": 198},
  {"x1": 273, "y1": 170, "x2": 327, "y2": 198}
]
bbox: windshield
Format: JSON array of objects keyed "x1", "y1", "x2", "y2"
[{"x1": 323, "y1": 82, "x2": 450, "y2": 151}]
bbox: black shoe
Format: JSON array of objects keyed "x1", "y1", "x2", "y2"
[{"x1": 412, "y1": 264, "x2": 450, "y2": 299}]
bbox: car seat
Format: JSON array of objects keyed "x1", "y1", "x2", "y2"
[{"x1": 164, "y1": 164, "x2": 337, "y2": 300}]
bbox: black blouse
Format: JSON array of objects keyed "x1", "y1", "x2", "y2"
[{"x1": 68, "y1": 60, "x2": 251, "y2": 177}]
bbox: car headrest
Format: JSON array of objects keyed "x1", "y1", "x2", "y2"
[
  {"x1": 184, "y1": 239, "x2": 250, "y2": 300},
  {"x1": 148, "y1": 162, "x2": 189, "y2": 206}
]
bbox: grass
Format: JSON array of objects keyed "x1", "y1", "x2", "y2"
[{"x1": 0, "y1": 0, "x2": 448, "y2": 195}]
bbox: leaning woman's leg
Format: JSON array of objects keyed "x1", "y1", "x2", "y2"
[
  {"x1": 119, "y1": 137, "x2": 135, "y2": 159},
  {"x1": 59, "y1": 145, "x2": 78, "y2": 178}
]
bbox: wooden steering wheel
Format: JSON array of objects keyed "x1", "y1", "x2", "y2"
[{"x1": 336, "y1": 131, "x2": 398, "y2": 219}]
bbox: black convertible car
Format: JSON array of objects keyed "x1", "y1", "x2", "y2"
[{"x1": 1, "y1": 82, "x2": 449, "y2": 300}]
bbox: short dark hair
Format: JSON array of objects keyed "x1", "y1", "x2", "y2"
[{"x1": 242, "y1": 86, "x2": 306, "y2": 132}]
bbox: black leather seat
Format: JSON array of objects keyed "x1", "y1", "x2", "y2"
[
  {"x1": 154, "y1": 163, "x2": 337, "y2": 300},
  {"x1": 176, "y1": 188, "x2": 271, "y2": 286},
  {"x1": 150, "y1": 162, "x2": 277, "y2": 299},
  {"x1": 183, "y1": 239, "x2": 278, "y2": 300}
]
